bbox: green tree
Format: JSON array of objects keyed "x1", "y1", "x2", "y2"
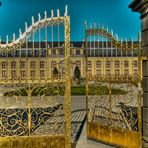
[
  {"x1": 74, "y1": 66, "x2": 81, "y2": 80},
  {"x1": 53, "y1": 67, "x2": 59, "y2": 77}
]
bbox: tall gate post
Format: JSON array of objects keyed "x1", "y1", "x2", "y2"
[
  {"x1": 64, "y1": 14, "x2": 71, "y2": 148},
  {"x1": 129, "y1": 0, "x2": 148, "y2": 147}
]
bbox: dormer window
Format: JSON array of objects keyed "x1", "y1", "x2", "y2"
[
  {"x1": 11, "y1": 61, "x2": 16, "y2": 69},
  {"x1": 76, "y1": 49, "x2": 80, "y2": 55}
]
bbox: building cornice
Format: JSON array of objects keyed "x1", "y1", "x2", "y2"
[{"x1": 129, "y1": 0, "x2": 148, "y2": 18}]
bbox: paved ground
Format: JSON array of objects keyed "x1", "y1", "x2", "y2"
[
  {"x1": 0, "y1": 91, "x2": 139, "y2": 147},
  {"x1": 76, "y1": 123, "x2": 114, "y2": 148}
]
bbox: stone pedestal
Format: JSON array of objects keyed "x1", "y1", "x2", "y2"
[{"x1": 129, "y1": 0, "x2": 148, "y2": 147}]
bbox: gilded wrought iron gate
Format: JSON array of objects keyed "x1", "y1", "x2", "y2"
[
  {"x1": 85, "y1": 23, "x2": 142, "y2": 147},
  {"x1": 0, "y1": 6, "x2": 71, "y2": 148}
]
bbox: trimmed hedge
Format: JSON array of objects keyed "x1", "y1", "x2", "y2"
[{"x1": 4, "y1": 85, "x2": 127, "y2": 96}]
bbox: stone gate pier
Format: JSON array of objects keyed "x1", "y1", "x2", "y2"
[{"x1": 129, "y1": 0, "x2": 148, "y2": 147}]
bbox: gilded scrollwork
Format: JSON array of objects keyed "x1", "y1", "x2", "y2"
[{"x1": 85, "y1": 23, "x2": 142, "y2": 147}]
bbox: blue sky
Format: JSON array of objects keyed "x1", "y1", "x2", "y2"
[{"x1": 0, "y1": 0, "x2": 140, "y2": 41}]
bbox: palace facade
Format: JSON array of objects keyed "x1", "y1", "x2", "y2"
[{"x1": 0, "y1": 42, "x2": 138, "y2": 81}]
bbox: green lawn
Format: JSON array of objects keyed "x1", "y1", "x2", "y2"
[{"x1": 4, "y1": 85, "x2": 127, "y2": 96}]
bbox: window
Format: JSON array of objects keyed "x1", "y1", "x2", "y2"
[
  {"x1": 41, "y1": 49, "x2": 46, "y2": 56},
  {"x1": 52, "y1": 50, "x2": 56, "y2": 56},
  {"x1": 106, "y1": 60, "x2": 111, "y2": 68},
  {"x1": 2, "y1": 62, "x2": 6, "y2": 69},
  {"x1": 21, "y1": 71, "x2": 25, "y2": 79},
  {"x1": 124, "y1": 61, "x2": 129, "y2": 68},
  {"x1": 75, "y1": 61, "x2": 81, "y2": 68},
  {"x1": 2, "y1": 70, "x2": 6, "y2": 79},
  {"x1": 40, "y1": 61, "x2": 45, "y2": 69},
  {"x1": 30, "y1": 61, "x2": 36, "y2": 69},
  {"x1": 34, "y1": 50, "x2": 39, "y2": 56},
  {"x1": 115, "y1": 69, "x2": 120, "y2": 76},
  {"x1": 96, "y1": 69, "x2": 101, "y2": 75},
  {"x1": 87, "y1": 69, "x2": 92, "y2": 76},
  {"x1": 96, "y1": 61, "x2": 101, "y2": 68},
  {"x1": 133, "y1": 69, "x2": 138, "y2": 76},
  {"x1": 106, "y1": 69, "x2": 110, "y2": 75},
  {"x1": 40, "y1": 70, "x2": 45, "y2": 79},
  {"x1": 51, "y1": 61, "x2": 57, "y2": 68},
  {"x1": 133, "y1": 61, "x2": 138, "y2": 67},
  {"x1": 30, "y1": 70, "x2": 36, "y2": 78},
  {"x1": 60, "y1": 50, "x2": 64, "y2": 56},
  {"x1": 124, "y1": 69, "x2": 129, "y2": 75},
  {"x1": 76, "y1": 50, "x2": 80, "y2": 55},
  {"x1": 60, "y1": 62, "x2": 65, "y2": 68},
  {"x1": 21, "y1": 61, "x2": 25, "y2": 69},
  {"x1": 115, "y1": 60, "x2": 120, "y2": 68},
  {"x1": 1, "y1": 52, "x2": 6, "y2": 57},
  {"x1": 11, "y1": 61, "x2": 16, "y2": 69},
  {"x1": 11, "y1": 70, "x2": 16, "y2": 79},
  {"x1": 87, "y1": 61, "x2": 92, "y2": 68}
]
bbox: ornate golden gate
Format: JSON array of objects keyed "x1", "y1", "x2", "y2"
[
  {"x1": 85, "y1": 23, "x2": 142, "y2": 147},
  {"x1": 0, "y1": 6, "x2": 71, "y2": 148}
]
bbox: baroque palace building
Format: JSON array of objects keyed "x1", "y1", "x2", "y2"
[{"x1": 0, "y1": 41, "x2": 138, "y2": 80}]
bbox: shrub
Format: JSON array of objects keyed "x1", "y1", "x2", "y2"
[
  {"x1": 74, "y1": 66, "x2": 81, "y2": 80},
  {"x1": 53, "y1": 67, "x2": 59, "y2": 77}
]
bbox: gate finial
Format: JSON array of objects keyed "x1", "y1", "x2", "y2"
[
  {"x1": 94, "y1": 22, "x2": 96, "y2": 28},
  {"x1": 90, "y1": 23, "x2": 92, "y2": 29},
  {"x1": 44, "y1": 11, "x2": 47, "y2": 19},
  {"x1": 116, "y1": 34, "x2": 118, "y2": 41},
  {"x1": 102, "y1": 24, "x2": 104, "y2": 30},
  {"x1": 130, "y1": 38, "x2": 133, "y2": 46},
  {"x1": 84, "y1": 20, "x2": 87, "y2": 30},
  {"x1": 57, "y1": 9, "x2": 60, "y2": 17},
  {"x1": 65, "y1": 5, "x2": 68, "y2": 16},
  {"x1": 106, "y1": 26, "x2": 108, "y2": 32},
  {"x1": 111, "y1": 29, "x2": 113, "y2": 36},
  {"x1": 51, "y1": 10, "x2": 54, "y2": 17},
  {"x1": 25, "y1": 22, "x2": 28, "y2": 31},
  {"x1": 13, "y1": 33, "x2": 15, "y2": 41},
  {"x1": 19, "y1": 28, "x2": 22, "y2": 37},
  {"x1": 32, "y1": 16, "x2": 34, "y2": 25},
  {"x1": 120, "y1": 37, "x2": 122, "y2": 44},
  {"x1": 38, "y1": 13, "x2": 41, "y2": 21},
  {"x1": 125, "y1": 38, "x2": 128, "y2": 46},
  {"x1": 98, "y1": 23, "x2": 100, "y2": 29},
  {"x1": 6, "y1": 35, "x2": 8, "y2": 44}
]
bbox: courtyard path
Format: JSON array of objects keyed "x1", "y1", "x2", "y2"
[{"x1": 76, "y1": 123, "x2": 114, "y2": 148}]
